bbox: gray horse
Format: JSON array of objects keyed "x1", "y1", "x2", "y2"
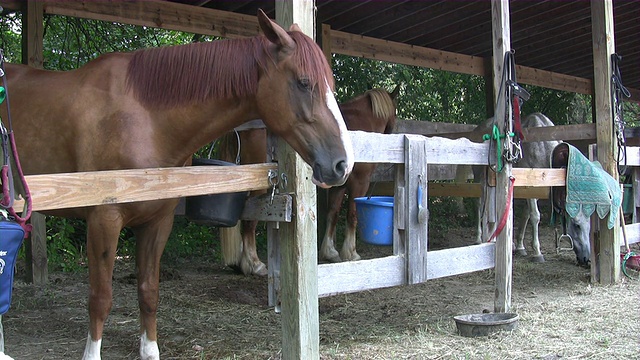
[{"x1": 472, "y1": 113, "x2": 591, "y2": 266}]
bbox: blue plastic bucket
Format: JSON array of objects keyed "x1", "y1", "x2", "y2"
[{"x1": 354, "y1": 196, "x2": 394, "y2": 246}]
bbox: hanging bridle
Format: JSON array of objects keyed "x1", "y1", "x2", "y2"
[{"x1": 0, "y1": 49, "x2": 33, "y2": 235}]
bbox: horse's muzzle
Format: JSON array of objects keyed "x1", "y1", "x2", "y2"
[{"x1": 312, "y1": 159, "x2": 349, "y2": 188}]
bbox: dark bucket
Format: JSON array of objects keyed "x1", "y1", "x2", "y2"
[
  {"x1": 354, "y1": 196, "x2": 394, "y2": 246},
  {"x1": 185, "y1": 158, "x2": 248, "y2": 227}
]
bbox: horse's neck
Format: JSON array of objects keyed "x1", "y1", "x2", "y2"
[{"x1": 158, "y1": 99, "x2": 260, "y2": 160}]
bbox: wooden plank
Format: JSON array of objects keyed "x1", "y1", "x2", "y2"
[
  {"x1": 350, "y1": 131, "x2": 404, "y2": 163},
  {"x1": 275, "y1": 2, "x2": 319, "y2": 359},
  {"x1": 39, "y1": 0, "x2": 260, "y2": 38},
  {"x1": 24, "y1": 212, "x2": 47, "y2": 285},
  {"x1": 22, "y1": 0, "x2": 43, "y2": 67},
  {"x1": 509, "y1": 168, "x2": 565, "y2": 186},
  {"x1": 405, "y1": 135, "x2": 428, "y2": 284},
  {"x1": 428, "y1": 182, "x2": 551, "y2": 199},
  {"x1": 330, "y1": 29, "x2": 486, "y2": 77},
  {"x1": 622, "y1": 223, "x2": 640, "y2": 245},
  {"x1": 491, "y1": 0, "x2": 513, "y2": 314},
  {"x1": 395, "y1": 120, "x2": 476, "y2": 136},
  {"x1": 427, "y1": 243, "x2": 496, "y2": 280},
  {"x1": 317, "y1": 256, "x2": 405, "y2": 297},
  {"x1": 21, "y1": 164, "x2": 275, "y2": 211},
  {"x1": 350, "y1": 131, "x2": 490, "y2": 165},
  {"x1": 591, "y1": 0, "x2": 620, "y2": 284},
  {"x1": 625, "y1": 146, "x2": 640, "y2": 167},
  {"x1": 240, "y1": 194, "x2": 292, "y2": 222},
  {"x1": 330, "y1": 30, "x2": 593, "y2": 96}
]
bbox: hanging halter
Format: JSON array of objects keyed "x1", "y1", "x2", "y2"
[
  {"x1": 484, "y1": 50, "x2": 529, "y2": 173},
  {"x1": 484, "y1": 50, "x2": 530, "y2": 242},
  {"x1": 611, "y1": 53, "x2": 631, "y2": 176},
  {"x1": 0, "y1": 50, "x2": 33, "y2": 236}
]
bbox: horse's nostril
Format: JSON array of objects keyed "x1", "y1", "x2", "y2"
[{"x1": 334, "y1": 159, "x2": 348, "y2": 177}]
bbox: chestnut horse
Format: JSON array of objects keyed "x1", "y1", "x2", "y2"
[
  {"x1": 219, "y1": 87, "x2": 398, "y2": 276},
  {"x1": 0, "y1": 10, "x2": 353, "y2": 360}
]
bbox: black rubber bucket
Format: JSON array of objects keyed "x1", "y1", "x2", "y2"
[{"x1": 185, "y1": 158, "x2": 249, "y2": 227}]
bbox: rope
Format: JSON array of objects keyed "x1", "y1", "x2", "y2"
[{"x1": 487, "y1": 176, "x2": 516, "y2": 242}]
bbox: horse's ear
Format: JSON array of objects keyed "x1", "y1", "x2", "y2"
[
  {"x1": 257, "y1": 9, "x2": 296, "y2": 56},
  {"x1": 289, "y1": 23, "x2": 302, "y2": 32},
  {"x1": 390, "y1": 84, "x2": 401, "y2": 100}
]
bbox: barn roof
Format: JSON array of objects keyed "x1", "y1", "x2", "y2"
[
  {"x1": 172, "y1": 0, "x2": 640, "y2": 100},
  {"x1": 2, "y1": 0, "x2": 638, "y2": 100}
]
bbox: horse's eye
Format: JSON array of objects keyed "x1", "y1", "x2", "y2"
[{"x1": 297, "y1": 77, "x2": 311, "y2": 91}]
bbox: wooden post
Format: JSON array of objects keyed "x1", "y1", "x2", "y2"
[
  {"x1": 403, "y1": 135, "x2": 428, "y2": 284},
  {"x1": 21, "y1": 0, "x2": 48, "y2": 285},
  {"x1": 491, "y1": 0, "x2": 513, "y2": 313},
  {"x1": 275, "y1": 1, "x2": 319, "y2": 359},
  {"x1": 591, "y1": 0, "x2": 620, "y2": 284}
]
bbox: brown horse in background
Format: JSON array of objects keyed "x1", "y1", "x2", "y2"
[
  {"x1": 1, "y1": 10, "x2": 353, "y2": 360},
  {"x1": 219, "y1": 87, "x2": 398, "y2": 276}
]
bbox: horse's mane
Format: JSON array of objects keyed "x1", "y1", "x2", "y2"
[
  {"x1": 365, "y1": 88, "x2": 396, "y2": 120},
  {"x1": 125, "y1": 31, "x2": 333, "y2": 108}
]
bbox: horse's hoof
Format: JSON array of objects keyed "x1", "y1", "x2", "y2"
[
  {"x1": 240, "y1": 257, "x2": 268, "y2": 277},
  {"x1": 320, "y1": 248, "x2": 342, "y2": 263},
  {"x1": 515, "y1": 249, "x2": 528, "y2": 256},
  {"x1": 529, "y1": 255, "x2": 545, "y2": 263},
  {"x1": 341, "y1": 252, "x2": 361, "y2": 262}
]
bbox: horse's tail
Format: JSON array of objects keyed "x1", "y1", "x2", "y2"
[
  {"x1": 217, "y1": 130, "x2": 243, "y2": 267},
  {"x1": 220, "y1": 224, "x2": 243, "y2": 267}
]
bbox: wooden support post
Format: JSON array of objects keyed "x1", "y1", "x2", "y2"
[
  {"x1": 22, "y1": 0, "x2": 47, "y2": 285},
  {"x1": 275, "y1": 1, "x2": 319, "y2": 359},
  {"x1": 491, "y1": 0, "x2": 513, "y2": 313},
  {"x1": 591, "y1": 0, "x2": 620, "y2": 284},
  {"x1": 403, "y1": 135, "x2": 428, "y2": 284}
]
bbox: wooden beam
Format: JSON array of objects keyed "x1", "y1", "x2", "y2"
[
  {"x1": 19, "y1": 164, "x2": 275, "y2": 212},
  {"x1": 330, "y1": 29, "x2": 595, "y2": 95},
  {"x1": 39, "y1": 0, "x2": 260, "y2": 38},
  {"x1": 275, "y1": 2, "x2": 319, "y2": 360},
  {"x1": 491, "y1": 0, "x2": 513, "y2": 314},
  {"x1": 591, "y1": 0, "x2": 620, "y2": 284}
]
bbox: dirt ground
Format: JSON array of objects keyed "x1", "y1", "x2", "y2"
[{"x1": 2, "y1": 218, "x2": 640, "y2": 360}]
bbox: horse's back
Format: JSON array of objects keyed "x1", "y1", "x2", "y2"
[
  {"x1": 519, "y1": 112, "x2": 559, "y2": 169},
  {"x1": 3, "y1": 54, "x2": 141, "y2": 175}
]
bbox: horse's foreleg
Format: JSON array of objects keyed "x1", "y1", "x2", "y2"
[
  {"x1": 133, "y1": 211, "x2": 175, "y2": 360},
  {"x1": 339, "y1": 197, "x2": 361, "y2": 261},
  {"x1": 515, "y1": 202, "x2": 529, "y2": 256},
  {"x1": 83, "y1": 209, "x2": 125, "y2": 360},
  {"x1": 527, "y1": 198, "x2": 544, "y2": 262},
  {"x1": 319, "y1": 187, "x2": 346, "y2": 263},
  {"x1": 239, "y1": 220, "x2": 267, "y2": 276}
]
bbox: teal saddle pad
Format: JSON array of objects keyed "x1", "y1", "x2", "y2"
[{"x1": 552, "y1": 143, "x2": 621, "y2": 229}]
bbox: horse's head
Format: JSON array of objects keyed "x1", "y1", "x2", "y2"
[
  {"x1": 567, "y1": 211, "x2": 591, "y2": 267},
  {"x1": 254, "y1": 10, "x2": 353, "y2": 188}
]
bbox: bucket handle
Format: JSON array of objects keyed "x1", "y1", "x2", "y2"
[{"x1": 205, "y1": 130, "x2": 241, "y2": 165}]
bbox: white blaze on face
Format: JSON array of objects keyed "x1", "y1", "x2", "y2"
[{"x1": 325, "y1": 79, "x2": 354, "y2": 177}]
